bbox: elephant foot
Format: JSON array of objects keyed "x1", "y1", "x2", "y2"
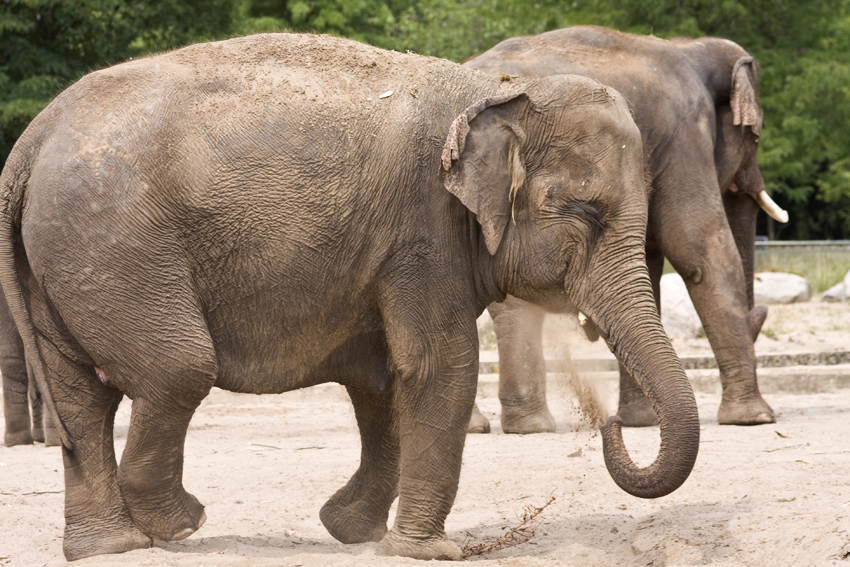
[
  {"x1": 63, "y1": 511, "x2": 152, "y2": 561},
  {"x1": 500, "y1": 404, "x2": 556, "y2": 434},
  {"x1": 718, "y1": 394, "x2": 775, "y2": 425},
  {"x1": 122, "y1": 484, "x2": 207, "y2": 542},
  {"x1": 32, "y1": 423, "x2": 45, "y2": 443},
  {"x1": 4, "y1": 408, "x2": 34, "y2": 446},
  {"x1": 4, "y1": 428, "x2": 34, "y2": 447},
  {"x1": 375, "y1": 528, "x2": 462, "y2": 561},
  {"x1": 320, "y1": 496, "x2": 388, "y2": 544},
  {"x1": 616, "y1": 390, "x2": 658, "y2": 427},
  {"x1": 32, "y1": 417, "x2": 60, "y2": 446},
  {"x1": 467, "y1": 403, "x2": 491, "y2": 434},
  {"x1": 43, "y1": 424, "x2": 62, "y2": 447}
]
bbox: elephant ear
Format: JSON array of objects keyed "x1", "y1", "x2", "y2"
[
  {"x1": 440, "y1": 93, "x2": 530, "y2": 255},
  {"x1": 730, "y1": 56, "x2": 762, "y2": 135}
]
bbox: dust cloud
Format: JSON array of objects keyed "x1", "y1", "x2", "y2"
[{"x1": 541, "y1": 313, "x2": 612, "y2": 428}]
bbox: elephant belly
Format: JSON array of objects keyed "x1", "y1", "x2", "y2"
[{"x1": 209, "y1": 303, "x2": 390, "y2": 395}]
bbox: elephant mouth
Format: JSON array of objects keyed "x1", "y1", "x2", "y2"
[{"x1": 578, "y1": 311, "x2": 606, "y2": 342}]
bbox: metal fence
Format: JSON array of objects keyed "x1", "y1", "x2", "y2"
[
  {"x1": 660, "y1": 241, "x2": 850, "y2": 295},
  {"x1": 754, "y1": 240, "x2": 850, "y2": 294}
]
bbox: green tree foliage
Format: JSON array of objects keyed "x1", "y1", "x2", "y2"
[
  {"x1": 0, "y1": 0, "x2": 238, "y2": 160},
  {"x1": 1, "y1": 0, "x2": 849, "y2": 239},
  {"x1": 234, "y1": 0, "x2": 409, "y2": 45}
]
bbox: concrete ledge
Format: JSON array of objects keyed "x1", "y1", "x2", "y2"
[
  {"x1": 475, "y1": 364, "x2": 850, "y2": 397},
  {"x1": 478, "y1": 350, "x2": 850, "y2": 374}
]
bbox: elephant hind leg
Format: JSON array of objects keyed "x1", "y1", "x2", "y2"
[
  {"x1": 2, "y1": 367, "x2": 32, "y2": 446},
  {"x1": 321, "y1": 383, "x2": 399, "y2": 544},
  {"x1": 1, "y1": 342, "x2": 32, "y2": 446},
  {"x1": 467, "y1": 402, "x2": 491, "y2": 434},
  {"x1": 616, "y1": 362, "x2": 659, "y2": 427},
  {"x1": 34, "y1": 336, "x2": 151, "y2": 561},
  {"x1": 489, "y1": 296, "x2": 555, "y2": 434},
  {"x1": 115, "y1": 333, "x2": 218, "y2": 543}
]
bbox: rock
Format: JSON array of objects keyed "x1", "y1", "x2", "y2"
[
  {"x1": 660, "y1": 273, "x2": 703, "y2": 339},
  {"x1": 753, "y1": 272, "x2": 812, "y2": 304},
  {"x1": 820, "y1": 268, "x2": 850, "y2": 302},
  {"x1": 821, "y1": 282, "x2": 846, "y2": 302}
]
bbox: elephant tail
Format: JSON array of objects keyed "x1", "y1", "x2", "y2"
[{"x1": 0, "y1": 141, "x2": 73, "y2": 450}]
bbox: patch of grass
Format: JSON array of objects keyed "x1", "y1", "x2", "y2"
[
  {"x1": 663, "y1": 244, "x2": 850, "y2": 294},
  {"x1": 755, "y1": 245, "x2": 850, "y2": 294}
]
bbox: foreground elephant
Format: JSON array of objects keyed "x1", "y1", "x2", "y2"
[
  {"x1": 0, "y1": 287, "x2": 58, "y2": 446},
  {"x1": 464, "y1": 26, "x2": 784, "y2": 433},
  {"x1": 0, "y1": 34, "x2": 699, "y2": 561}
]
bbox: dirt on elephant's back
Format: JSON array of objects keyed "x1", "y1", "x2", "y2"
[{"x1": 152, "y1": 32, "x2": 477, "y2": 106}]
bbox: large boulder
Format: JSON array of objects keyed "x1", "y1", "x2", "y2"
[
  {"x1": 660, "y1": 273, "x2": 703, "y2": 339},
  {"x1": 819, "y1": 268, "x2": 850, "y2": 302},
  {"x1": 753, "y1": 272, "x2": 812, "y2": 304},
  {"x1": 821, "y1": 281, "x2": 846, "y2": 302}
]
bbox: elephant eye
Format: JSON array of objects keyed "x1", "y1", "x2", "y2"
[{"x1": 545, "y1": 186, "x2": 556, "y2": 199}]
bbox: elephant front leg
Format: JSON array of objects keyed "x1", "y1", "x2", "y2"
[
  {"x1": 321, "y1": 384, "x2": 399, "y2": 543},
  {"x1": 663, "y1": 215, "x2": 773, "y2": 425},
  {"x1": 489, "y1": 295, "x2": 555, "y2": 434},
  {"x1": 35, "y1": 339, "x2": 151, "y2": 561},
  {"x1": 373, "y1": 289, "x2": 478, "y2": 560},
  {"x1": 375, "y1": 365, "x2": 476, "y2": 561}
]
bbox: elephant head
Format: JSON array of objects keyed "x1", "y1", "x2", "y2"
[
  {"x1": 441, "y1": 75, "x2": 700, "y2": 498},
  {"x1": 712, "y1": 52, "x2": 785, "y2": 334}
]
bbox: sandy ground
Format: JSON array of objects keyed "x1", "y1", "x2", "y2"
[{"x1": 2, "y1": 302, "x2": 850, "y2": 567}]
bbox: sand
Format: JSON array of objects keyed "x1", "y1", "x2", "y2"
[{"x1": 2, "y1": 302, "x2": 849, "y2": 567}]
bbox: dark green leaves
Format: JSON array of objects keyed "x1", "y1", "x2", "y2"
[{"x1": 1, "y1": 0, "x2": 848, "y2": 239}]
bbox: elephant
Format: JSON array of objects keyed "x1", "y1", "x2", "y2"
[
  {"x1": 0, "y1": 33, "x2": 699, "y2": 561},
  {"x1": 1, "y1": 286, "x2": 58, "y2": 446},
  {"x1": 463, "y1": 26, "x2": 786, "y2": 433}
]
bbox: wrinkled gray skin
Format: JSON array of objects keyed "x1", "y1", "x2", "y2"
[
  {"x1": 1, "y1": 288, "x2": 44, "y2": 446},
  {"x1": 1, "y1": 285, "x2": 59, "y2": 447},
  {"x1": 0, "y1": 34, "x2": 699, "y2": 562},
  {"x1": 465, "y1": 26, "x2": 775, "y2": 433}
]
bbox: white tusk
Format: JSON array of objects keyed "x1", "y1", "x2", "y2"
[
  {"x1": 578, "y1": 312, "x2": 588, "y2": 327},
  {"x1": 754, "y1": 190, "x2": 789, "y2": 223}
]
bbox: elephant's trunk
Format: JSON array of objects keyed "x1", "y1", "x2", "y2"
[{"x1": 581, "y1": 262, "x2": 700, "y2": 499}]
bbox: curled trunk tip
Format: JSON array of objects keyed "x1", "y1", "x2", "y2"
[{"x1": 600, "y1": 410, "x2": 699, "y2": 499}]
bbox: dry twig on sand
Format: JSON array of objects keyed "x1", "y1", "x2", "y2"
[{"x1": 461, "y1": 496, "x2": 556, "y2": 557}]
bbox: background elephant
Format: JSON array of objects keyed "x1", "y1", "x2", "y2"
[
  {"x1": 0, "y1": 33, "x2": 699, "y2": 562},
  {"x1": 464, "y1": 26, "x2": 785, "y2": 433},
  {"x1": 1, "y1": 287, "x2": 57, "y2": 446}
]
